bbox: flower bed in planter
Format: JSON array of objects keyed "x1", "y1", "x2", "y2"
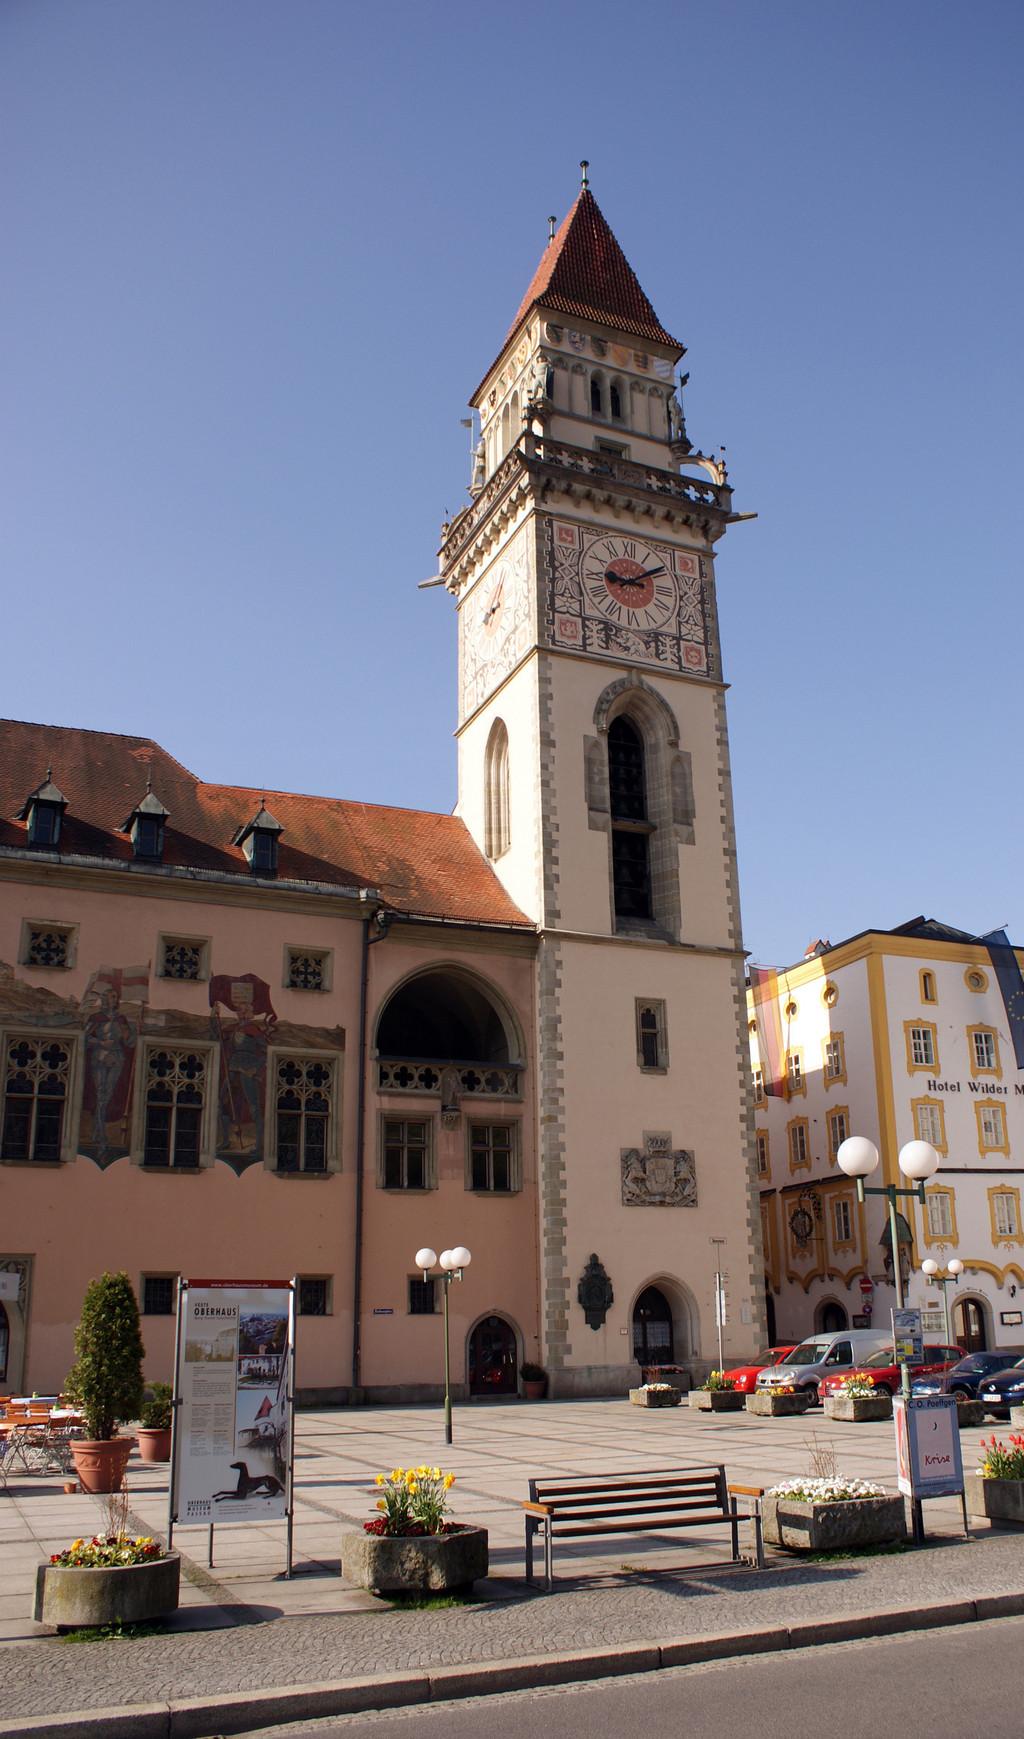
[
  {"x1": 966, "y1": 1473, "x2": 1024, "y2": 1527},
  {"x1": 34, "y1": 1546, "x2": 179, "y2": 1627},
  {"x1": 745, "y1": 1390, "x2": 811, "y2": 1417},
  {"x1": 762, "y1": 1480, "x2": 905, "y2": 1552},
  {"x1": 342, "y1": 1525, "x2": 488, "y2": 1593},
  {"x1": 689, "y1": 1390, "x2": 745, "y2": 1412},
  {"x1": 630, "y1": 1384, "x2": 682, "y2": 1407},
  {"x1": 823, "y1": 1394, "x2": 893, "y2": 1423}
]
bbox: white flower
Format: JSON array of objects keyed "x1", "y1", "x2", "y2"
[{"x1": 767, "y1": 1476, "x2": 887, "y2": 1502}]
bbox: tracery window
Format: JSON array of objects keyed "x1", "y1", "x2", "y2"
[
  {"x1": 275, "y1": 1056, "x2": 333, "y2": 1172},
  {"x1": 609, "y1": 716, "x2": 652, "y2": 920},
  {"x1": 143, "y1": 1048, "x2": 207, "y2": 1168},
  {"x1": 25, "y1": 926, "x2": 72, "y2": 969},
  {"x1": 1, "y1": 1037, "x2": 71, "y2": 1162}
]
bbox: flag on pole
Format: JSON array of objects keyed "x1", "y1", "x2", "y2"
[
  {"x1": 749, "y1": 964, "x2": 786, "y2": 1095},
  {"x1": 982, "y1": 930, "x2": 1024, "y2": 1069},
  {"x1": 82, "y1": 963, "x2": 149, "y2": 1004}
]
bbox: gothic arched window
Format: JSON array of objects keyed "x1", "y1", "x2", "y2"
[
  {"x1": 610, "y1": 378, "x2": 624, "y2": 422},
  {"x1": 590, "y1": 372, "x2": 604, "y2": 417},
  {"x1": 608, "y1": 716, "x2": 652, "y2": 920},
  {"x1": 484, "y1": 719, "x2": 510, "y2": 860}
]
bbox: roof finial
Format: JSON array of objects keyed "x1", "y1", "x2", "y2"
[
  {"x1": 548, "y1": 214, "x2": 556, "y2": 243},
  {"x1": 580, "y1": 159, "x2": 590, "y2": 190},
  {"x1": 46, "y1": 766, "x2": 52, "y2": 781}
]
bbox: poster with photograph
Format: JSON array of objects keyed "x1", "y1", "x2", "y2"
[{"x1": 172, "y1": 1280, "x2": 293, "y2": 1526}]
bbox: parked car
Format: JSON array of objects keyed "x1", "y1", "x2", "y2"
[
  {"x1": 756, "y1": 1329, "x2": 892, "y2": 1405},
  {"x1": 912, "y1": 1348, "x2": 1024, "y2": 1402},
  {"x1": 978, "y1": 1357, "x2": 1024, "y2": 1418},
  {"x1": 720, "y1": 1346, "x2": 796, "y2": 1394},
  {"x1": 819, "y1": 1344, "x2": 964, "y2": 1399}
]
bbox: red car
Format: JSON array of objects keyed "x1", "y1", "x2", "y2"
[
  {"x1": 819, "y1": 1343, "x2": 964, "y2": 1399},
  {"x1": 721, "y1": 1346, "x2": 797, "y2": 1394}
]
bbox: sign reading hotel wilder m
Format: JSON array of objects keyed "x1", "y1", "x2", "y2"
[{"x1": 925, "y1": 1078, "x2": 1024, "y2": 1098}]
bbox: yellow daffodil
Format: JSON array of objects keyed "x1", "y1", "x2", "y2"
[{"x1": 443, "y1": 1473, "x2": 455, "y2": 1489}]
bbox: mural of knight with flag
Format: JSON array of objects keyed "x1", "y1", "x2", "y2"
[
  {"x1": 209, "y1": 973, "x2": 278, "y2": 1166},
  {"x1": 81, "y1": 963, "x2": 149, "y2": 1166}
]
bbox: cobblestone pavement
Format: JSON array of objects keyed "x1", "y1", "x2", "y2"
[{"x1": 1, "y1": 1398, "x2": 1016, "y2": 1722}]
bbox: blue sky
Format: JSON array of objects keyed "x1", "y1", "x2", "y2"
[{"x1": 2, "y1": 1, "x2": 1021, "y2": 965}]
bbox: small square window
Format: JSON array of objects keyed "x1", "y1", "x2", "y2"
[
  {"x1": 298, "y1": 1277, "x2": 330, "y2": 1316},
  {"x1": 286, "y1": 948, "x2": 331, "y2": 993},
  {"x1": 141, "y1": 1275, "x2": 177, "y2": 1315},
  {"x1": 409, "y1": 1277, "x2": 437, "y2": 1315},
  {"x1": 159, "y1": 936, "x2": 209, "y2": 982},
  {"x1": 22, "y1": 922, "x2": 75, "y2": 970}
]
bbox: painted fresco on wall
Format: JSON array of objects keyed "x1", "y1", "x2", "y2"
[
  {"x1": 0, "y1": 960, "x2": 343, "y2": 1175},
  {"x1": 210, "y1": 974, "x2": 277, "y2": 1166}
]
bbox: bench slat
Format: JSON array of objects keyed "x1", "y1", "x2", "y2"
[
  {"x1": 531, "y1": 1495, "x2": 726, "y2": 1520},
  {"x1": 548, "y1": 1515, "x2": 736, "y2": 1539}
]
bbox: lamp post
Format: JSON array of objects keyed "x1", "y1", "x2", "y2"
[
  {"x1": 836, "y1": 1136, "x2": 940, "y2": 1399},
  {"x1": 415, "y1": 1245, "x2": 471, "y2": 1446},
  {"x1": 920, "y1": 1257, "x2": 964, "y2": 1346}
]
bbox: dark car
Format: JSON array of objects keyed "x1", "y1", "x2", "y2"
[
  {"x1": 912, "y1": 1349, "x2": 1024, "y2": 1401},
  {"x1": 978, "y1": 1358, "x2": 1024, "y2": 1418}
]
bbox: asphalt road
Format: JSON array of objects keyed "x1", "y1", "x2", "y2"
[{"x1": 241, "y1": 1616, "x2": 1024, "y2": 1739}]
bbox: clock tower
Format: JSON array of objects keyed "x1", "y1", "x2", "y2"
[{"x1": 440, "y1": 172, "x2": 765, "y2": 1392}]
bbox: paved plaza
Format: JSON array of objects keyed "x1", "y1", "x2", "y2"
[{"x1": 2, "y1": 1397, "x2": 1022, "y2": 1734}]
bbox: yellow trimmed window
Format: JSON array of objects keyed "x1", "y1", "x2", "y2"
[
  {"x1": 968, "y1": 1026, "x2": 1001, "y2": 1079},
  {"x1": 905, "y1": 1021, "x2": 938, "y2": 1073},
  {"x1": 827, "y1": 1106, "x2": 849, "y2": 1165},
  {"x1": 753, "y1": 1065, "x2": 765, "y2": 1105},
  {"x1": 756, "y1": 1129, "x2": 770, "y2": 1177},
  {"x1": 977, "y1": 1100, "x2": 1009, "y2": 1156},
  {"x1": 786, "y1": 1051, "x2": 805, "y2": 1097},
  {"x1": 831, "y1": 1195, "x2": 855, "y2": 1248},
  {"x1": 823, "y1": 1032, "x2": 847, "y2": 1088},
  {"x1": 989, "y1": 1186, "x2": 1022, "y2": 1244},
  {"x1": 788, "y1": 1118, "x2": 810, "y2": 1171},
  {"x1": 912, "y1": 1096, "x2": 948, "y2": 1155},
  {"x1": 924, "y1": 1186, "x2": 957, "y2": 1245},
  {"x1": 919, "y1": 969, "x2": 937, "y2": 1004}
]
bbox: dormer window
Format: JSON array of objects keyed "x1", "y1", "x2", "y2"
[
  {"x1": 17, "y1": 772, "x2": 67, "y2": 850},
  {"x1": 233, "y1": 803, "x2": 283, "y2": 878},
  {"x1": 121, "y1": 786, "x2": 169, "y2": 862}
]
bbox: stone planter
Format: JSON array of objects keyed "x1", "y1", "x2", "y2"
[
  {"x1": 688, "y1": 1390, "x2": 745, "y2": 1412},
  {"x1": 341, "y1": 1526, "x2": 488, "y2": 1594},
  {"x1": 135, "y1": 1426, "x2": 172, "y2": 1463},
  {"x1": 956, "y1": 1401, "x2": 986, "y2": 1428},
  {"x1": 762, "y1": 1495, "x2": 906, "y2": 1552},
  {"x1": 823, "y1": 1394, "x2": 893, "y2": 1422},
  {"x1": 966, "y1": 1472, "x2": 1024, "y2": 1528},
  {"x1": 1010, "y1": 1406, "x2": 1024, "y2": 1428},
  {"x1": 34, "y1": 1552, "x2": 180, "y2": 1627},
  {"x1": 745, "y1": 1391, "x2": 812, "y2": 1417},
  {"x1": 629, "y1": 1387, "x2": 681, "y2": 1407},
  {"x1": 69, "y1": 1436, "x2": 134, "y2": 1494}
]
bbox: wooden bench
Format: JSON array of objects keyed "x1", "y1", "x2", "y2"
[{"x1": 522, "y1": 1464, "x2": 765, "y2": 1589}]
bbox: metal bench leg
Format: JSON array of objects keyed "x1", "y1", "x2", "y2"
[
  {"x1": 729, "y1": 1503, "x2": 739, "y2": 1562},
  {"x1": 544, "y1": 1517, "x2": 553, "y2": 1592},
  {"x1": 753, "y1": 1508, "x2": 765, "y2": 1570},
  {"x1": 525, "y1": 1518, "x2": 534, "y2": 1585}
]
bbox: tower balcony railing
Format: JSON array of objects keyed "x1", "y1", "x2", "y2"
[
  {"x1": 440, "y1": 436, "x2": 731, "y2": 571},
  {"x1": 377, "y1": 1058, "x2": 523, "y2": 1098}
]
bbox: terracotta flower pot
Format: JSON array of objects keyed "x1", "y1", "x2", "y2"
[
  {"x1": 522, "y1": 1380, "x2": 547, "y2": 1400},
  {"x1": 69, "y1": 1437, "x2": 134, "y2": 1494},
  {"x1": 135, "y1": 1427, "x2": 172, "y2": 1463}
]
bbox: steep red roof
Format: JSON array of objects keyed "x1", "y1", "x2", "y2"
[
  {"x1": 507, "y1": 189, "x2": 682, "y2": 352},
  {"x1": 0, "y1": 719, "x2": 532, "y2": 929}
]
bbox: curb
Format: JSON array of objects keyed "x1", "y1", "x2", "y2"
[{"x1": 6, "y1": 1592, "x2": 1024, "y2": 1739}]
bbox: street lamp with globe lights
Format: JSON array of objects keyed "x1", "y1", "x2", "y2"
[
  {"x1": 836, "y1": 1135, "x2": 940, "y2": 1398},
  {"x1": 415, "y1": 1245, "x2": 472, "y2": 1445},
  {"x1": 921, "y1": 1257, "x2": 964, "y2": 1346}
]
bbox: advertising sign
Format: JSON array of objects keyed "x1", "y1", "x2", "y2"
[
  {"x1": 171, "y1": 1280, "x2": 293, "y2": 1528},
  {"x1": 892, "y1": 1307, "x2": 923, "y2": 1363},
  {"x1": 893, "y1": 1395, "x2": 964, "y2": 1498}
]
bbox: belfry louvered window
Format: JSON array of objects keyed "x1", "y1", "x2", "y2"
[{"x1": 608, "y1": 716, "x2": 652, "y2": 920}]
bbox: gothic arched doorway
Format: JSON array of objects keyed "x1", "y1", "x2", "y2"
[
  {"x1": 468, "y1": 1315, "x2": 517, "y2": 1395},
  {"x1": 764, "y1": 1288, "x2": 777, "y2": 1345},
  {"x1": 817, "y1": 1300, "x2": 848, "y2": 1334},
  {"x1": 954, "y1": 1296, "x2": 989, "y2": 1353},
  {"x1": 632, "y1": 1286, "x2": 674, "y2": 1367}
]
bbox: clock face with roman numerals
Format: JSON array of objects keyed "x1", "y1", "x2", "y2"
[{"x1": 579, "y1": 535, "x2": 679, "y2": 630}]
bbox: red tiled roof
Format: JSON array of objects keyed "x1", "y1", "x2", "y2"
[
  {"x1": 0, "y1": 719, "x2": 532, "y2": 929},
  {"x1": 507, "y1": 189, "x2": 682, "y2": 354}
]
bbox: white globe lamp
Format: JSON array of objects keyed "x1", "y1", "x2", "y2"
[
  {"x1": 898, "y1": 1140, "x2": 940, "y2": 1182},
  {"x1": 836, "y1": 1136, "x2": 880, "y2": 1179}
]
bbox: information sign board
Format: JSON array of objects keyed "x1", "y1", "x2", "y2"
[
  {"x1": 171, "y1": 1279, "x2": 294, "y2": 1528},
  {"x1": 893, "y1": 1395, "x2": 964, "y2": 1499},
  {"x1": 892, "y1": 1307, "x2": 923, "y2": 1363}
]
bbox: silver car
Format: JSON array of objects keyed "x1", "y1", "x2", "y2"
[{"x1": 755, "y1": 1330, "x2": 891, "y2": 1406}]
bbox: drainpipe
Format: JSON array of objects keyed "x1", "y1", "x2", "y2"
[{"x1": 350, "y1": 902, "x2": 392, "y2": 1398}]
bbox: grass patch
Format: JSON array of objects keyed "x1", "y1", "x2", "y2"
[
  {"x1": 803, "y1": 1541, "x2": 907, "y2": 1564},
  {"x1": 58, "y1": 1619, "x2": 167, "y2": 1643},
  {"x1": 383, "y1": 1591, "x2": 475, "y2": 1611}
]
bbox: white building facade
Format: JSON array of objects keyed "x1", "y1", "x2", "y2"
[{"x1": 749, "y1": 918, "x2": 1024, "y2": 1354}]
